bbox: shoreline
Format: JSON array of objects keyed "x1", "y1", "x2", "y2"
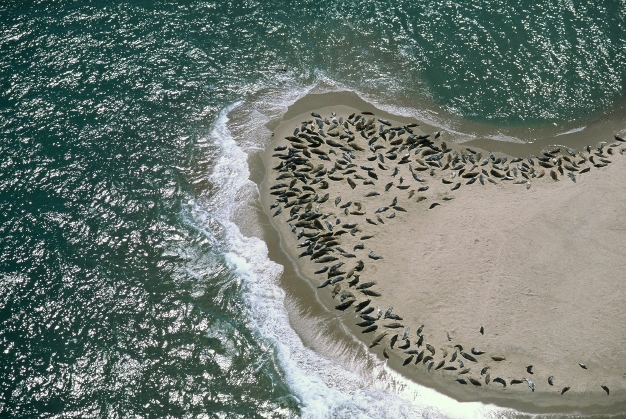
[
  {"x1": 251, "y1": 91, "x2": 626, "y2": 415},
  {"x1": 266, "y1": 90, "x2": 626, "y2": 156}
]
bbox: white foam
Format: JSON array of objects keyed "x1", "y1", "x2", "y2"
[
  {"x1": 294, "y1": 77, "x2": 484, "y2": 145},
  {"x1": 177, "y1": 76, "x2": 536, "y2": 418},
  {"x1": 556, "y1": 126, "x2": 586, "y2": 136},
  {"x1": 196, "y1": 91, "x2": 521, "y2": 418},
  {"x1": 485, "y1": 133, "x2": 526, "y2": 144},
  {"x1": 303, "y1": 75, "x2": 446, "y2": 128}
]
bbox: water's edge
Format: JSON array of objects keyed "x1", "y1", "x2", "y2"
[{"x1": 236, "y1": 90, "x2": 626, "y2": 417}]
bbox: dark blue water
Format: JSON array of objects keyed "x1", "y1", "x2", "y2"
[{"x1": 1, "y1": 1, "x2": 624, "y2": 417}]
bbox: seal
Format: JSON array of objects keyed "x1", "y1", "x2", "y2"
[
  {"x1": 426, "y1": 343, "x2": 436, "y2": 355},
  {"x1": 550, "y1": 170, "x2": 559, "y2": 181},
  {"x1": 335, "y1": 300, "x2": 354, "y2": 311},
  {"x1": 360, "y1": 307, "x2": 375, "y2": 315},
  {"x1": 389, "y1": 334, "x2": 398, "y2": 349},
  {"x1": 369, "y1": 332, "x2": 387, "y2": 348},
  {"x1": 400, "y1": 326, "x2": 410, "y2": 340},
  {"x1": 468, "y1": 377, "x2": 482, "y2": 387},
  {"x1": 461, "y1": 352, "x2": 477, "y2": 362},
  {"x1": 362, "y1": 325, "x2": 378, "y2": 334},
  {"x1": 398, "y1": 339, "x2": 410, "y2": 350},
  {"x1": 354, "y1": 299, "x2": 371, "y2": 313},
  {"x1": 493, "y1": 377, "x2": 507, "y2": 388}
]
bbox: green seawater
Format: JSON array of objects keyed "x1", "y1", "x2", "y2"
[{"x1": 1, "y1": 1, "x2": 624, "y2": 418}]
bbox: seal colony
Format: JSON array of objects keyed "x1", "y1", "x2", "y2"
[{"x1": 260, "y1": 104, "x2": 626, "y2": 412}]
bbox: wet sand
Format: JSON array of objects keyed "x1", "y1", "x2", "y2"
[{"x1": 255, "y1": 91, "x2": 626, "y2": 415}]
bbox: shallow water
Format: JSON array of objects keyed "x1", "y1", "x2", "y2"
[{"x1": 1, "y1": 1, "x2": 625, "y2": 417}]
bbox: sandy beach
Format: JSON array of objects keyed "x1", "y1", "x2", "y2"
[{"x1": 257, "y1": 92, "x2": 626, "y2": 414}]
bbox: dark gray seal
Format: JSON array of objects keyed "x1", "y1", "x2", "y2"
[
  {"x1": 354, "y1": 299, "x2": 371, "y2": 312},
  {"x1": 362, "y1": 325, "x2": 378, "y2": 334},
  {"x1": 493, "y1": 377, "x2": 506, "y2": 388},
  {"x1": 469, "y1": 377, "x2": 482, "y2": 387},
  {"x1": 461, "y1": 352, "x2": 477, "y2": 362},
  {"x1": 369, "y1": 332, "x2": 387, "y2": 348},
  {"x1": 334, "y1": 300, "x2": 354, "y2": 311}
]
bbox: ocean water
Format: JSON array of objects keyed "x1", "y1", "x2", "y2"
[{"x1": 1, "y1": 1, "x2": 624, "y2": 418}]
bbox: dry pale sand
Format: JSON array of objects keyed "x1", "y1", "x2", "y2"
[{"x1": 258, "y1": 96, "x2": 626, "y2": 414}]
